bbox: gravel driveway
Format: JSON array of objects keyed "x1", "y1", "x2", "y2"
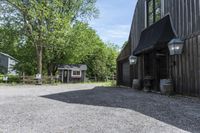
[{"x1": 0, "y1": 84, "x2": 200, "y2": 133}]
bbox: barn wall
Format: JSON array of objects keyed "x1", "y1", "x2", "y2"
[
  {"x1": 118, "y1": 0, "x2": 200, "y2": 96},
  {"x1": 130, "y1": 0, "x2": 200, "y2": 47},
  {"x1": 117, "y1": 58, "x2": 131, "y2": 87},
  {"x1": 122, "y1": 61, "x2": 130, "y2": 86},
  {"x1": 163, "y1": 0, "x2": 200, "y2": 96},
  {"x1": 117, "y1": 37, "x2": 131, "y2": 86},
  {"x1": 170, "y1": 35, "x2": 200, "y2": 96}
]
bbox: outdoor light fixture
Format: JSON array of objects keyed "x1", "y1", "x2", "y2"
[
  {"x1": 168, "y1": 38, "x2": 184, "y2": 55},
  {"x1": 129, "y1": 55, "x2": 137, "y2": 65}
]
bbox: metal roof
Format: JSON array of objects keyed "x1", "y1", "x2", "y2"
[
  {"x1": 58, "y1": 64, "x2": 87, "y2": 71},
  {"x1": 0, "y1": 52, "x2": 19, "y2": 61}
]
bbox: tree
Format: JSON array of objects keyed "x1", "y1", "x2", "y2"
[
  {"x1": 82, "y1": 42, "x2": 119, "y2": 81},
  {"x1": 0, "y1": 26, "x2": 19, "y2": 56},
  {"x1": 1, "y1": 0, "x2": 99, "y2": 77},
  {"x1": 0, "y1": 0, "x2": 119, "y2": 82}
]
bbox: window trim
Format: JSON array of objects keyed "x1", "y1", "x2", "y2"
[
  {"x1": 146, "y1": 0, "x2": 163, "y2": 27},
  {"x1": 161, "y1": 0, "x2": 164, "y2": 17},
  {"x1": 71, "y1": 70, "x2": 82, "y2": 78}
]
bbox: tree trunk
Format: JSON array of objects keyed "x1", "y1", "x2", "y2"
[
  {"x1": 36, "y1": 45, "x2": 43, "y2": 76},
  {"x1": 47, "y1": 63, "x2": 52, "y2": 76},
  {"x1": 35, "y1": 44, "x2": 43, "y2": 85},
  {"x1": 36, "y1": 43, "x2": 43, "y2": 85},
  {"x1": 52, "y1": 65, "x2": 58, "y2": 76}
]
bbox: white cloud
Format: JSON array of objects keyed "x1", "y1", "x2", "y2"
[
  {"x1": 106, "y1": 25, "x2": 130, "y2": 38},
  {"x1": 94, "y1": 24, "x2": 130, "y2": 46},
  {"x1": 88, "y1": 0, "x2": 137, "y2": 47}
]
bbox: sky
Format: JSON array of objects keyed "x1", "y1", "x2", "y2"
[{"x1": 89, "y1": 0, "x2": 137, "y2": 48}]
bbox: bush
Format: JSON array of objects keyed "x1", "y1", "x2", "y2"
[
  {"x1": 0, "y1": 74, "x2": 4, "y2": 82},
  {"x1": 0, "y1": 74, "x2": 21, "y2": 83},
  {"x1": 7, "y1": 75, "x2": 21, "y2": 83}
]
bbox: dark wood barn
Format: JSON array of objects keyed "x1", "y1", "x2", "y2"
[
  {"x1": 58, "y1": 64, "x2": 87, "y2": 83},
  {"x1": 117, "y1": 0, "x2": 200, "y2": 97}
]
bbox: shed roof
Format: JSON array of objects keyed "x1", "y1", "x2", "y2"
[{"x1": 58, "y1": 64, "x2": 87, "y2": 71}]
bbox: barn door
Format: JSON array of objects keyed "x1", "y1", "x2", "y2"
[
  {"x1": 122, "y1": 61, "x2": 130, "y2": 86},
  {"x1": 144, "y1": 53, "x2": 156, "y2": 90},
  {"x1": 155, "y1": 51, "x2": 168, "y2": 91},
  {"x1": 144, "y1": 51, "x2": 168, "y2": 92}
]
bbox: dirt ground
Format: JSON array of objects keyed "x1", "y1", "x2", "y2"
[{"x1": 0, "y1": 84, "x2": 199, "y2": 133}]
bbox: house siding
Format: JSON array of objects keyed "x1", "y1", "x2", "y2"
[
  {"x1": 8, "y1": 58, "x2": 17, "y2": 75},
  {"x1": 58, "y1": 64, "x2": 87, "y2": 83},
  {"x1": 0, "y1": 54, "x2": 8, "y2": 74}
]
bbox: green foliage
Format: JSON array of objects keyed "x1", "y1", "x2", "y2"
[
  {"x1": 82, "y1": 42, "x2": 119, "y2": 81},
  {"x1": 7, "y1": 75, "x2": 20, "y2": 83},
  {"x1": 0, "y1": 74, "x2": 20, "y2": 83},
  {"x1": 0, "y1": 0, "x2": 99, "y2": 75},
  {"x1": 0, "y1": 0, "x2": 119, "y2": 82},
  {"x1": 0, "y1": 26, "x2": 19, "y2": 56},
  {"x1": 15, "y1": 43, "x2": 37, "y2": 75}
]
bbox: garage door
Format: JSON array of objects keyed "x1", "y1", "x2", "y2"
[{"x1": 122, "y1": 61, "x2": 130, "y2": 86}]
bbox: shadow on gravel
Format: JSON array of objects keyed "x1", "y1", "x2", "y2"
[{"x1": 41, "y1": 87, "x2": 200, "y2": 132}]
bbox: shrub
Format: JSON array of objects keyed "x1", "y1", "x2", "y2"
[
  {"x1": 0, "y1": 74, "x2": 21, "y2": 83},
  {"x1": 7, "y1": 75, "x2": 21, "y2": 83}
]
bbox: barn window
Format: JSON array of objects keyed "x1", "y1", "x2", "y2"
[
  {"x1": 146, "y1": 0, "x2": 161, "y2": 26},
  {"x1": 71, "y1": 70, "x2": 81, "y2": 78}
]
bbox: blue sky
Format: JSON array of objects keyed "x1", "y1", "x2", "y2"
[{"x1": 89, "y1": 0, "x2": 137, "y2": 47}]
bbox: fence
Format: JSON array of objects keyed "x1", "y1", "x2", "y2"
[{"x1": 0, "y1": 75, "x2": 60, "y2": 84}]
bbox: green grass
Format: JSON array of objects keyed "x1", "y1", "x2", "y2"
[{"x1": 83, "y1": 80, "x2": 116, "y2": 87}]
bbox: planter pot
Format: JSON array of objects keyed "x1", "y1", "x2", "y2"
[
  {"x1": 143, "y1": 76, "x2": 153, "y2": 92},
  {"x1": 160, "y1": 79, "x2": 174, "y2": 95},
  {"x1": 132, "y1": 79, "x2": 141, "y2": 90}
]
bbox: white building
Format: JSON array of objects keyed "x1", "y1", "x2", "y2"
[{"x1": 0, "y1": 52, "x2": 18, "y2": 75}]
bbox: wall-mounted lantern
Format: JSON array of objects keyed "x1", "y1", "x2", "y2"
[
  {"x1": 168, "y1": 38, "x2": 184, "y2": 55},
  {"x1": 129, "y1": 55, "x2": 137, "y2": 65}
]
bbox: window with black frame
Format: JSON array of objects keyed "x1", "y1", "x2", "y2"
[
  {"x1": 147, "y1": 0, "x2": 161, "y2": 26},
  {"x1": 71, "y1": 70, "x2": 81, "y2": 78}
]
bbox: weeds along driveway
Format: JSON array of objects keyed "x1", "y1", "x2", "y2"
[{"x1": 0, "y1": 84, "x2": 200, "y2": 133}]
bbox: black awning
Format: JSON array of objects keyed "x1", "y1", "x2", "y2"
[{"x1": 133, "y1": 15, "x2": 176, "y2": 55}]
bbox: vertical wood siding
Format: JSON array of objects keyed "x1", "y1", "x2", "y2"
[
  {"x1": 164, "y1": 0, "x2": 200, "y2": 96},
  {"x1": 117, "y1": 0, "x2": 200, "y2": 96}
]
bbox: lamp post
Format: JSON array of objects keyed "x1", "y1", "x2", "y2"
[
  {"x1": 164, "y1": 38, "x2": 184, "y2": 95},
  {"x1": 168, "y1": 38, "x2": 184, "y2": 55},
  {"x1": 129, "y1": 55, "x2": 137, "y2": 65},
  {"x1": 129, "y1": 55, "x2": 141, "y2": 90}
]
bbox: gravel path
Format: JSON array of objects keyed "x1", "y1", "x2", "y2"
[{"x1": 0, "y1": 84, "x2": 200, "y2": 133}]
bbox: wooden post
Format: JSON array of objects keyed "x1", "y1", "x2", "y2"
[
  {"x1": 23, "y1": 72, "x2": 25, "y2": 84},
  {"x1": 67, "y1": 70, "x2": 70, "y2": 83},
  {"x1": 61, "y1": 70, "x2": 64, "y2": 83},
  {"x1": 50, "y1": 73, "x2": 53, "y2": 84}
]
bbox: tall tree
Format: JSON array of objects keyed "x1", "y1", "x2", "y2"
[
  {"x1": 1, "y1": 0, "x2": 98, "y2": 77},
  {"x1": 0, "y1": 0, "x2": 119, "y2": 81}
]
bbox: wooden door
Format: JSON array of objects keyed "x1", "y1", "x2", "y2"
[
  {"x1": 63, "y1": 70, "x2": 68, "y2": 83},
  {"x1": 155, "y1": 52, "x2": 168, "y2": 91},
  {"x1": 144, "y1": 52, "x2": 168, "y2": 91}
]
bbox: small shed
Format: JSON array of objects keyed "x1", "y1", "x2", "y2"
[
  {"x1": 0, "y1": 52, "x2": 18, "y2": 75},
  {"x1": 58, "y1": 64, "x2": 87, "y2": 83}
]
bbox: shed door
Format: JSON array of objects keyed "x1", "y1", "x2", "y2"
[
  {"x1": 63, "y1": 70, "x2": 68, "y2": 83},
  {"x1": 122, "y1": 61, "x2": 130, "y2": 86}
]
